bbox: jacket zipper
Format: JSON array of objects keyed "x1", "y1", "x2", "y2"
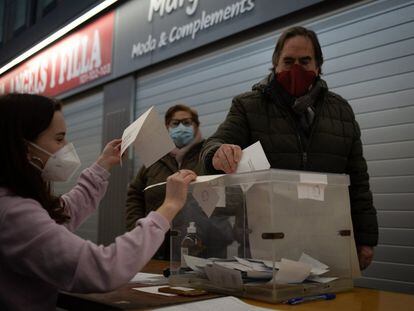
[{"x1": 266, "y1": 82, "x2": 326, "y2": 171}]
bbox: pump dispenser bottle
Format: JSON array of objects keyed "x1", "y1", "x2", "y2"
[{"x1": 180, "y1": 222, "x2": 203, "y2": 267}]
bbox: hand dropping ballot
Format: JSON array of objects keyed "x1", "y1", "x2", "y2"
[
  {"x1": 121, "y1": 106, "x2": 175, "y2": 167},
  {"x1": 236, "y1": 141, "x2": 270, "y2": 173},
  {"x1": 143, "y1": 141, "x2": 270, "y2": 218}
]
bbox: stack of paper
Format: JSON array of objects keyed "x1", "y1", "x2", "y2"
[{"x1": 183, "y1": 253, "x2": 337, "y2": 285}]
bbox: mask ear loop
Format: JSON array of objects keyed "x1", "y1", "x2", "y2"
[
  {"x1": 29, "y1": 156, "x2": 44, "y2": 171},
  {"x1": 25, "y1": 140, "x2": 47, "y2": 171}
]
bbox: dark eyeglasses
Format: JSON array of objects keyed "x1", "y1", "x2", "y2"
[{"x1": 169, "y1": 118, "x2": 193, "y2": 128}]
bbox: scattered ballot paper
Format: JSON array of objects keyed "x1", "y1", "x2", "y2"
[
  {"x1": 204, "y1": 263, "x2": 244, "y2": 290},
  {"x1": 183, "y1": 255, "x2": 212, "y2": 274},
  {"x1": 274, "y1": 258, "x2": 312, "y2": 284},
  {"x1": 121, "y1": 106, "x2": 175, "y2": 167},
  {"x1": 236, "y1": 141, "x2": 270, "y2": 173},
  {"x1": 234, "y1": 257, "x2": 270, "y2": 272},
  {"x1": 152, "y1": 296, "x2": 273, "y2": 311},
  {"x1": 183, "y1": 254, "x2": 337, "y2": 286},
  {"x1": 299, "y1": 253, "x2": 329, "y2": 276}
]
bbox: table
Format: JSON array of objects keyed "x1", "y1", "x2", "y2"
[{"x1": 58, "y1": 260, "x2": 414, "y2": 310}]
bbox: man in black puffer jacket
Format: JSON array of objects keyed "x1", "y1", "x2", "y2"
[{"x1": 201, "y1": 26, "x2": 378, "y2": 270}]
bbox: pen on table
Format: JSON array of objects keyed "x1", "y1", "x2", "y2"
[{"x1": 286, "y1": 293, "x2": 336, "y2": 305}]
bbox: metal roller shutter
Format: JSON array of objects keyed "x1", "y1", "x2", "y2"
[
  {"x1": 134, "y1": 0, "x2": 414, "y2": 293},
  {"x1": 54, "y1": 90, "x2": 103, "y2": 243}
]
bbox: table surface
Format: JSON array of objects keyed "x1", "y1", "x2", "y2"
[{"x1": 58, "y1": 260, "x2": 414, "y2": 310}]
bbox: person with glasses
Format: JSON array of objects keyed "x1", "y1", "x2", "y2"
[
  {"x1": 125, "y1": 105, "x2": 203, "y2": 258},
  {"x1": 126, "y1": 104, "x2": 234, "y2": 260}
]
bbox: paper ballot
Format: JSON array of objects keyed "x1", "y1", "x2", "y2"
[
  {"x1": 236, "y1": 141, "x2": 270, "y2": 192},
  {"x1": 121, "y1": 106, "x2": 175, "y2": 167},
  {"x1": 274, "y1": 258, "x2": 312, "y2": 284},
  {"x1": 236, "y1": 141, "x2": 270, "y2": 173},
  {"x1": 144, "y1": 174, "x2": 225, "y2": 191}
]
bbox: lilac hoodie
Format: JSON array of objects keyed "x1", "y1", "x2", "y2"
[{"x1": 0, "y1": 163, "x2": 170, "y2": 311}]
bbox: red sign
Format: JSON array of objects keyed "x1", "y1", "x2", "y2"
[{"x1": 0, "y1": 12, "x2": 114, "y2": 97}]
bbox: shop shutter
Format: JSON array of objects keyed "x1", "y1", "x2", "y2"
[{"x1": 54, "y1": 90, "x2": 103, "y2": 243}]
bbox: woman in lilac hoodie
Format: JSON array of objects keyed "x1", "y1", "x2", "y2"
[{"x1": 0, "y1": 94, "x2": 196, "y2": 311}]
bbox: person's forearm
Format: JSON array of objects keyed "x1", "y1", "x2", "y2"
[{"x1": 155, "y1": 202, "x2": 182, "y2": 223}]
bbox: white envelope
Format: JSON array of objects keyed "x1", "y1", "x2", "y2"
[
  {"x1": 236, "y1": 141, "x2": 270, "y2": 173},
  {"x1": 121, "y1": 106, "x2": 175, "y2": 167}
]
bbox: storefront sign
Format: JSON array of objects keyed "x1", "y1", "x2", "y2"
[
  {"x1": 113, "y1": 0, "x2": 323, "y2": 77},
  {"x1": 0, "y1": 12, "x2": 114, "y2": 96},
  {"x1": 131, "y1": 0, "x2": 255, "y2": 58}
]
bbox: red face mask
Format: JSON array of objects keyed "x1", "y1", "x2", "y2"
[{"x1": 276, "y1": 64, "x2": 316, "y2": 97}]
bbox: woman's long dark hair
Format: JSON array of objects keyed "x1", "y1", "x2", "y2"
[{"x1": 0, "y1": 94, "x2": 70, "y2": 223}]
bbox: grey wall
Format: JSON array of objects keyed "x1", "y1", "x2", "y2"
[
  {"x1": 134, "y1": 0, "x2": 414, "y2": 293},
  {"x1": 54, "y1": 89, "x2": 104, "y2": 242}
]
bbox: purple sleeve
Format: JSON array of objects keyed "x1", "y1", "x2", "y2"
[
  {"x1": 61, "y1": 163, "x2": 110, "y2": 232},
  {"x1": 0, "y1": 197, "x2": 170, "y2": 293}
]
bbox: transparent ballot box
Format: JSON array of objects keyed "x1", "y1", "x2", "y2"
[{"x1": 169, "y1": 169, "x2": 359, "y2": 303}]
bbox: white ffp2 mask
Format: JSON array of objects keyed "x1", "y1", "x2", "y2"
[{"x1": 29, "y1": 142, "x2": 81, "y2": 182}]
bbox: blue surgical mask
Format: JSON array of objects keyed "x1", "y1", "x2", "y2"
[{"x1": 169, "y1": 124, "x2": 194, "y2": 148}]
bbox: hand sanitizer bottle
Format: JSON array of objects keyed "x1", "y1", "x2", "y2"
[{"x1": 181, "y1": 222, "x2": 203, "y2": 268}]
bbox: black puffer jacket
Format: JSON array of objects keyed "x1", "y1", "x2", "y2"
[{"x1": 201, "y1": 75, "x2": 378, "y2": 246}]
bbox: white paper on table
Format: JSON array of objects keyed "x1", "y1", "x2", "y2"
[
  {"x1": 129, "y1": 272, "x2": 168, "y2": 285},
  {"x1": 192, "y1": 183, "x2": 219, "y2": 218},
  {"x1": 273, "y1": 258, "x2": 312, "y2": 284},
  {"x1": 204, "y1": 263, "x2": 243, "y2": 290},
  {"x1": 183, "y1": 255, "x2": 212, "y2": 273},
  {"x1": 120, "y1": 106, "x2": 175, "y2": 167},
  {"x1": 236, "y1": 141, "x2": 270, "y2": 173},
  {"x1": 144, "y1": 174, "x2": 225, "y2": 191},
  {"x1": 151, "y1": 296, "x2": 275, "y2": 311},
  {"x1": 132, "y1": 286, "x2": 177, "y2": 296},
  {"x1": 297, "y1": 172, "x2": 328, "y2": 201}
]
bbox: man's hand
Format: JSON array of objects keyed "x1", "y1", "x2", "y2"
[
  {"x1": 212, "y1": 144, "x2": 242, "y2": 173},
  {"x1": 357, "y1": 245, "x2": 374, "y2": 270}
]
